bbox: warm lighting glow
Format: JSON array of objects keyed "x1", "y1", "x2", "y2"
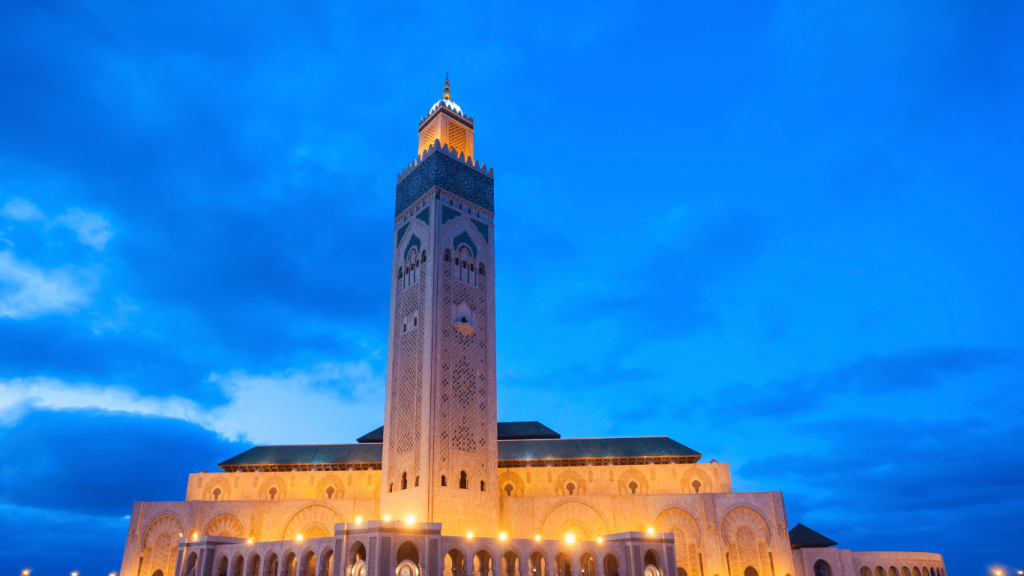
[
  {"x1": 110, "y1": 573, "x2": 118, "y2": 576},
  {"x1": 499, "y1": 532, "x2": 508, "y2": 541},
  {"x1": 535, "y1": 534, "x2": 541, "y2": 541},
  {"x1": 647, "y1": 527, "x2": 655, "y2": 535},
  {"x1": 248, "y1": 538, "x2": 254, "y2": 544},
  {"x1": 297, "y1": 534, "x2": 304, "y2": 541},
  {"x1": 383, "y1": 515, "x2": 391, "y2": 522},
  {"x1": 22, "y1": 571, "x2": 31, "y2": 576},
  {"x1": 597, "y1": 537, "x2": 603, "y2": 544},
  {"x1": 405, "y1": 515, "x2": 416, "y2": 525},
  {"x1": 355, "y1": 516, "x2": 363, "y2": 525},
  {"x1": 466, "y1": 531, "x2": 474, "y2": 539},
  {"x1": 72, "y1": 572, "x2": 80, "y2": 576},
  {"x1": 564, "y1": 533, "x2": 576, "y2": 544}
]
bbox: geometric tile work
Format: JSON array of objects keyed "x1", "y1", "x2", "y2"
[
  {"x1": 388, "y1": 241, "x2": 426, "y2": 487},
  {"x1": 396, "y1": 151, "x2": 494, "y2": 216}
]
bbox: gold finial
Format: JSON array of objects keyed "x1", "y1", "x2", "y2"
[{"x1": 442, "y1": 73, "x2": 451, "y2": 100}]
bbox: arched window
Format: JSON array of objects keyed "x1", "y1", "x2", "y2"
[
  {"x1": 326, "y1": 487, "x2": 335, "y2": 499},
  {"x1": 745, "y1": 569, "x2": 759, "y2": 576},
  {"x1": 459, "y1": 471, "x2": 468, "y2": 489},
  {"x1": 566, "y1": 483, "x2": 576, "y2": 496},
  {"x1": 269, "y1": 487, "x2": 278, "y2": 500},
  {"x1": 814, "y1": 561, "x2": 832, "y2": 576},
  {"x1": 402, "y1": 472, "x2": 408, "y2": 490},
  {"x1": 453, "y1": 246, "x2": 477, "y2": 286},
  {"x1": 415, "y1": 476, "x2": 419, "y2": 487},
  {"x1": 213, "y1": 488, "x2": 221, "y2": 501},
  {"x1": 397, "y1": 541, "x2": 420, "y2": 566},
  {"x1": 480, "y1": 480, "x2": 485, "y2": 492},
  {"x1": 628, "y1": 481, "x2": 639, "y2": 495},
  {"x1": 691, "y1": 480, "x2": 701, "y2": 493},
  {"x1": 861, "y1": 568, "x2": 872, "y2": 576},
  {"x1": 444, "y1": 249, "x2": 451, "y2": 262},
  {"x1": 479, "y1": 263, "x2": 486, "y2": 276},
  {"x1": 441, "y1": 475, "x2": 447, "y2": 487},
  {"x1": 504, "y1": 484, "x2": 514, "y2": 496},
  {"x1": 389, "y1": 483, "x2": 393, "y2": 493}
]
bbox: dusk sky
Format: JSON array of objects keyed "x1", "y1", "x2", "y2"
[{"x1": 1, "y1": 0, "x2": 1022, "y2": 573}]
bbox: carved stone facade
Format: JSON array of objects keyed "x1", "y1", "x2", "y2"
[{"x1": 116, "y1": 83, "x2": 947, "y2": 576}]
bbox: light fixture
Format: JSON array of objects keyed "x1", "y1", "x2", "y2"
[
  {"x1": 297, "y1": 534, "x2": 304, "y2": 541},
  {"x1": 22, "y1": 571, "x2": 30, "y2": 576},
  {"x1": 405, "y1": 515, "x2": 416, "y2": 525},
  {"x1": 535, "y1": 534, "x2": 541, "y2": 541},
  {"x1": 110, "y1": 573, "x2": 118, "y2": 576},
  {"x1": 72, "y1": 572, "x2": 80, "y2": 576},
  {"x1": 564, "y1": 533, "x2": 576, "y2": 544},
  {"x1": 499, "y1": 532, "x2": 508, "y2": 541},
  {"x1": 647, "y1": 527, "x2": 655, "y2": 535},
  {"x1": 355, "y1": 516, "x2": 363, "y2": 525},
  {"x1": 248, "y1": 538, "x2": 254, "y2": 545},
  {"x1": 597, "y1": 537, "x2": 603, "y2": 544},
  {"x1": 467, "y1": 531, "x2": 474, "y2": 539},
  {"x1": 383, "y1": 515, "x2": 391, "y2": 522}
]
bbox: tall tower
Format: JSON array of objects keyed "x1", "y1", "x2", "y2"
[{"x1": 380, "y1": 77, "x2": 498, "y2": 536}]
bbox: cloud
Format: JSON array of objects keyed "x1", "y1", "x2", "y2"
[
  {"x1": 0, "y1": 197, "x2": 114, "y2": 250},
  {"x1": 0, "y1": 198, "x2": 45, "y2": 221},
  {"x1": 0, "y1": 361, "x2": 385, "y2": 445},
  {"x1": 55, "y1": 207, "x2": 115, "y2": 250},
  {"x1": 0, "y1": 250, "x2": 98, "y2": 319},
  {"x1": 0, "y1": 503, "x2": 129, "y2": 575},
  {"x1": 0, "y1": 410, "x2": 248, "y2": 516}
]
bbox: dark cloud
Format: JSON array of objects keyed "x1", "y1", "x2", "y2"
[{"x1": 0, "y1": 410, "x2": 250, "y2": 516}]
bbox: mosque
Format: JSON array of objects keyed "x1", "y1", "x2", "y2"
[{"x1": 116, "y1": 78, "x2": 947, "y2": 576}]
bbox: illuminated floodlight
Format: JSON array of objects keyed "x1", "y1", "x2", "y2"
[
  {"x1": 355, "y1": 516, "x2": 363, "y2": 524},
  {"x1": 535, "y1": 534, "x2": 541, "y2": 541},
  {"x1": 646, "y1": 527, "x2": 655, "y2": 535},
  {"x1": 297, "y1": 534, "x2": 304, "y2": 541},
  {"x1": 564, "y1": 533, "x2": 576, "y2": 544},
  {"x1": 499, "y1": 532, "x2": 508, "y2": 541},
  {"x1": 383, "y1": 515, "x2": 391, "y2": 522},
  {"x1": 405, "y1": 515, "x2": 416, "y2": 525},
  {"x1": 466, "y1": 531, "x2": 474, "y2": 539},
  {"x1": 597, "y1": 537, "x2": 603, "y2": 544},
  {"x1": 248, "y1": 538, "x2": 254, "y2": 544}
]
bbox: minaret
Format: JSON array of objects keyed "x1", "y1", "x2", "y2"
[{"x1": 380, "y1": 77, "x2": 498, "y2": 536}]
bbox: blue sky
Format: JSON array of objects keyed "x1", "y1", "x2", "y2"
[{"x1": 1, "y1": 0, "x2": 1022, "y2": 573}]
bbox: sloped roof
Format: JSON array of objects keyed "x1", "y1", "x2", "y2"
[
  {"x1": 356, "y1": 421, "x2": 561, "y2": 444},
  {"x1": 219, "y1": 435, "x2": 700, "y2": 470},
  {"x1": 788, "y1": 523, "x2": 838, "y2": 548},
  {"x1": 220, "y1": 443, "x2": 382, "y2": 468},
  {"x1": 498, "y1": 436, "x2": 699, "y2": 461}
]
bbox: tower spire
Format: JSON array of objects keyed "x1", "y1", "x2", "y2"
[{"x1": 442, "y1": 73, "x2": 451, "y2": 100}]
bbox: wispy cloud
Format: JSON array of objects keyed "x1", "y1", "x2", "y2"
[
  {"x1": 0, "y1": 198, "x2": 45, "y2": 222},
  {"x1": 0, "y1": 198, "x2": 114, "y2": 250},
  {"x1": 55, "y1": 208, "x2": 115, "y2": 250},
  {"x1": 0, "y1": 250, "x2": 99, "y2": 319},
  {"x1": 0, "y1": 361, "x2": 384, "y2": 444}
]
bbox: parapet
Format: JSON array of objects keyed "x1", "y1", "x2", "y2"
[{"x1": 397, "y1": 139, "x2": 493, "y2": 184}]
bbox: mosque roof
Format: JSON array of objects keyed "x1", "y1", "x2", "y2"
[
  {"x1": 788, "y1": 524, "x2": 838, "y2": 548},
  {"x1": 218, "y1": 434, "x2": 700, "y2": 472},
  {"x1": 498, "y1": 436, "x2": 700, "y2": 463},
  {"x1": 356, "y1": 421, "x2": 560, "y2": 443}
]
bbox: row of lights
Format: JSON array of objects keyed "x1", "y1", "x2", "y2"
[
  {"x1": 180, "y1": 517, "x2": 659, "y2": 548},
  {"x1": 22, "y1": 571, "x2": 116, "y2": 576}
]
